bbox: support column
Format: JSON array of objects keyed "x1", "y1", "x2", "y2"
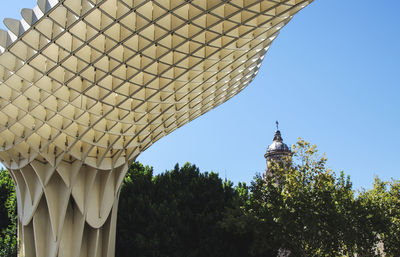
[{"x1": 8, "y1": 158, "x2": 128, "y2": 257}]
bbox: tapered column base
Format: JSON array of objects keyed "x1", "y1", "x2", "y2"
[{"x1": 9, "y1": 159, "x2": 128, "y2": 257}]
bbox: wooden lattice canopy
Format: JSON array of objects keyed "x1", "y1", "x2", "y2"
[{"x1": 0, "y1": 0, "x2": 312, "y2": 170}]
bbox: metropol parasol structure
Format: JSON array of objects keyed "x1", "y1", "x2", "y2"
[{"x1": 0, "y1": 0, "x2": 313, "y2": 256}]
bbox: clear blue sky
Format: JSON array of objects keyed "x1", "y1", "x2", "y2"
[{"x1": 1, "y1": 0, "x2": 399, "y2": 190}]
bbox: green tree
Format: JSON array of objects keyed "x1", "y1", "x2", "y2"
[
  {"x1": 382, "y1": 179, "x2": 400, "y2": 256},
  {"x1": 0, "y1": 169, "x2": 18, "y2": 257},
  {"x1": 381, "y1": 179, "x2": 400, "y2": 256},
  {"x1": 358, "y1": 178, "x2": 400, "y2": 257},
  {"x1": 232, "y1": 139, "x2": 379, "y2": 256},
  {"x1": 116, "y1": 162, "x2": 249, "y2": 257}
]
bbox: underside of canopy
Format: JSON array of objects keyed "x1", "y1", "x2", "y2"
[{"x1": 0, "y1": 0, "x2": 312, "y2": 171}]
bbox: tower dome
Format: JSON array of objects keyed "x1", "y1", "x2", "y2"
[{"x1": 265, "y1": 130, "x2": 291, "y2": 157}]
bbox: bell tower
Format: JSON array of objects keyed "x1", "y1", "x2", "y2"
[{"x1": 264, "y1": 121, "x2": 292, "y2": 177}]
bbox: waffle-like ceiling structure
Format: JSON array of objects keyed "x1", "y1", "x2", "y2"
[{"x1": 0, "y1": 0, "x2": 313, "y2": 256}]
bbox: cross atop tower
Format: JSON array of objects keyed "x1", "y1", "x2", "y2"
[{"x1": 276, "y1": 120, "x2": 279, "y2": 131}]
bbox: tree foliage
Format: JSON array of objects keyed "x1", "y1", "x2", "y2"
[
  {"x1": 0, "y1": 169, "x2": 18, "y2": 257},
  {"x1": 223, "y1": 140, "x2": 383, "y2": 256},
  {"x1": 358, "y1": 177, "x2": 400, "y2": 256},
  {"x1": 0, "y1": 140, "x2": 400, "y2": 256},
  {"x1": 116, "y1": 162, "x2": 249, "y2": 257}
]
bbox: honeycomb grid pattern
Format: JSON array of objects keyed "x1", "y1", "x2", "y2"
[{"x1": 0, "y1": 0, "x2": 313, "y2": 256}]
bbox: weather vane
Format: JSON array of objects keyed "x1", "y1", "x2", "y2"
[{"x1": 276, "y1": 121, "x2": 279, "y2": 131}]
